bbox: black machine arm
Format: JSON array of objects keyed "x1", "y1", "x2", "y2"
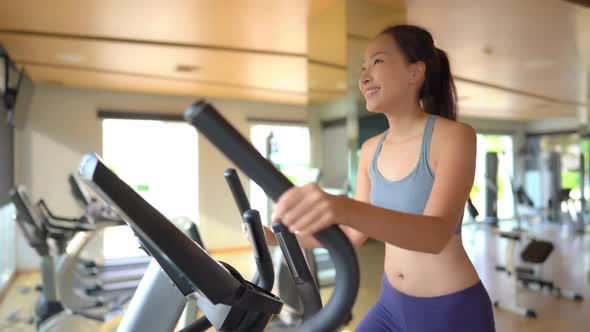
[
  {"x1": 185, "y1": 100, "x2": 359, "y2": 331},
  {"x1": 80, "y1": 153, "x2": 244, "y2": 302},
  {"x1": 69, "y1": 173, "x2": 94, "y2": 207},
  {"x1": 243, "y1": 210, "x2": 274, "y2": 291},
  {"x1": 37, "y1": 199, "x2": 81, "y2": 223},
  {"x1": 36, "y1": 200, "x2": 95, "y2": 232},
  {"x1": 10, "y1": 186, "x2": 45, "y2": 231},
  {"x1": 224, "y1": 168, "x2": 322, "y2": 318},
  {"x1": 79, "y1": 153, "x2": 283, "y2": 330},
  {"x1": 223, "y1": 169, "x2": 251, "y2": 215},
  {"x1": 9, "y1": 186, "x2": 49, "y2": 254},
  {"x1": 224, "y1": 169, "x2": 274, "y2": 291}
]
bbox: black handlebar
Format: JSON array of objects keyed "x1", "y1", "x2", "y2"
[
  {"x1": 242, "y1": 209, "x2": 274, "y2": 291},
  {"x1": 9, "y1": 186, "x2": 49, "y2": 253},
  {"x1": 185, "y1": 100, "x2": 359, "y2": 331},
  {"x1": 37, "y1": 200, "x2": 95, "y2": 232},
  {"x1": 223, "y1": 169, "x2": 273, "y2": 290},
  {"x1": 79, "y1": 153, "x2": 242, "y2": 303},
  {"x1": 69, "y1": 173, "x2": 93, "y2": 207},
  {"x1": 79, "y1": 153, "x2": 284, "y2": 330},
  {"x1": 223, "y1": 169, "x2": 251, "y2": 215}
]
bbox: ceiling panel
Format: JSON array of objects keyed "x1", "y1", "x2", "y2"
[
  {"x1": 0, "y1": 0, "x2": 307, "y2": 55},
  {"x1": 457, "y1": 79, "x2": 581, "y2": 120},
  {"x1": 407, "y1": 0, "x2": 588, "y2": 112},
  {"x1": 0, "y1": 32, "x2": 307, "y2": 94},
  {"x1": 308, "y1": 0, "x2": 347, "y2": 66},
  {"x1": 2, "y1": 0, "x2": 586, "y2": 117},
  {"x1": 23, "y1": 64, "x2": 306, "y2": 105},
  {"x1": 308, "y1": 62, "x2": 347, "y2": 104},
  {"x1": 347, "y1": 0, "x2": 406, "y2": 39}
]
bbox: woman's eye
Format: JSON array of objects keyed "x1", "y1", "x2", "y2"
[{"x1": 373, "y1": 59, "x2": 383, "y2": 65}]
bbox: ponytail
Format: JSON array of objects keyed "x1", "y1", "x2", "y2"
[{"x1": 380, "y1": 25, "x2": 457, "y2": 120}]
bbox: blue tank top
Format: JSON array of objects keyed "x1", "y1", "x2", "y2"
[{"x1": 369, "y1": 115, "x2": 461, "y2": 235}]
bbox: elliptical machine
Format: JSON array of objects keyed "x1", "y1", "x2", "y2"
[
  {"x1": 10, "y1": 186, "x2": 69, "y2": 327},
  {"x1": 10, "y1": 184, "x2": 149, "y2": 331},
  {"x1": 78, "y1": 99, "x2": 359, "y2": 331}
]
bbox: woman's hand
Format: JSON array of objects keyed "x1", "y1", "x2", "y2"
[
  {"x1": 241, "y1": 223, "x2": 278, "y2": 246},
  {"x1": 272, "y1": 183, "x2": 353, "y2": 236}
]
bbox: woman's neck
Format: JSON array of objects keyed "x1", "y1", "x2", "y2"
[{"x1": 383, "y1": 101, "x2": 428, "y2": 142}]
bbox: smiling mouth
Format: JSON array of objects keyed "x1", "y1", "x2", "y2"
[{"x1": 364, "y1": 87, "x2": 380, "y2": 97}]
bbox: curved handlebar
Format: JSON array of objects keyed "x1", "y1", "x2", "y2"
[{"x1": 185, "y1": 100, "x2": 359, "y2": 331}]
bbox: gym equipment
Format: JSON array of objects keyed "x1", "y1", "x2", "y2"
[
  {"x1": 79, "y1": 151, "x2": 358, "y2": 331},
  {"x1": 223, "y1": 168, "x2": 274, "y2": 290},
  {"x1": 577, "y1": 152, "x2": 587, "y2": 233},
  {"x1": 33, "y1": 196, "x2": 145, "y2": 312},
  {"x1": 10, "y1": 186, "x2": 67, "y2": 327},
  {"x1": 223, "y1": 168, "x2": 321, "y2": 326},
  {"x1": 512, "y1": 185, "x2": 543, "y2": 231},
  {"x1": 478, "y1": 152, "x2": 585, "y2": 317},
  {"x1": 9, "y1": 186, "x2": 123, "y2": 332},
  {"x1": 484, "y1": 152, "x2": 499, "y2": 226},
  {"x1": 544, "y1": 152, "x2": 563, "y2": 223},
  {"x1": 10, "y1": 185, "x2": 151, "y2": 331},
  {"x1": 37, "y1": 199, "x2": 145, "y2": 281},
  {"x1": 68, "y1": 173, "x2": 151, "y2": 273},
  {"x1": 467, "y1": 198, "x2": 583, "y2": 318},
  {"x1": 494, "y1": 229, "x2": 583, "y2": 317},
  {"x1": 184, "y1": 100, "x2": 359, "y2": 330},
  {"x1": 77, "y1": 100, "x2": 359, "y2": 331}
]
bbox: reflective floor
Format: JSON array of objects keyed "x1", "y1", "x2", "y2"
[{"x1": 1, "y1": 221, "x2": 589, "y2": 331}]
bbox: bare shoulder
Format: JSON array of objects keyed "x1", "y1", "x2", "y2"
[
  {"x1": 359, "y1": 132, "x2": 386, "y2": 166},
  {"x1": 432, "y1": 117, "x2": 476, "y2": 144},
  {"x1": 360, "y1": 133, "x2": 385, "y2": 155},
  {"x1": 361, "y1": 133, "x2": 383, "y2": 152}
]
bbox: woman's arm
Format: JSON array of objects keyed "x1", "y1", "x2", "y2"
[
  {"x1": 284, "y1": 136, "x2": 376, "y2": 249},
  {"x1": 276, "y1": 123, "x2": 476, "y2": 254}
]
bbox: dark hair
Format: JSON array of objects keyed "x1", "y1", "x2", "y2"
[{"x1": 380, "y1": 25, "x2": 457, "y2": 120}]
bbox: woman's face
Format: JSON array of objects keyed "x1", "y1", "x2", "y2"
[{"x1": 359, "y1": 34, "x2": 423, "y2": 113}]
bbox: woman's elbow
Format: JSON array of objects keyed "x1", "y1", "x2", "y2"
[
  {"x1": 429, "y1": 241, "x2": 446, "y2": 255},
  {"x1": 429, "y1": 228, "x2": 455, "y2": 254},
  {"x1": 351, "y1": 235, "x2": 369, "y2": 249}
]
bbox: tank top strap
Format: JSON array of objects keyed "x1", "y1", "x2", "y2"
[
  {"x1": 419, "y1": 114, "x2": 436, "y2": 169},
  {"x1": 370, "y1": 130, "x2": 389, "y2": 173}
]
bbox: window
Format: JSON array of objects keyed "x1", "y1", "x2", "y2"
[
  {"x1": 102, "y1": 118, "x2": 198, "y2": 257},
  {"x1": 249, "y1": 124, "x2": 313, "y2": 226},
  {"x1": 0, "y1": 203, "x2": 15, "y2": 292}
]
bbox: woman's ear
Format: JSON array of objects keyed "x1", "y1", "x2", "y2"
[{"x1": 410, "y1": 61, "x2": 426, "y2": 84}]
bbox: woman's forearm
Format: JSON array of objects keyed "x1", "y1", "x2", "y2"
[
  {"x1": 347, "y1": 200, "x2": 455, "y2": 254},
  {"x1": 291, "y1": 225, "x2": 364, "y2": 249}
]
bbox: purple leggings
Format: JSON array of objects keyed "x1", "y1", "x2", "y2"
[{"x1": 355, "y1": 275, "x2": 495, "y2": 332}]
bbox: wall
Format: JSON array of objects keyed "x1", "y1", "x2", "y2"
[
  {"x1": 524, "y1": 116, "x2": 580, "y2": 134},
  {"x1": 0, "y1": 107, "x2": 14, "y2": 205},
  {"x1": 14, "y1": 84, "x2": 308, "y2": 267},
  {"x1": 321, "y1": 123, "x2": 348, "y2": 188}
]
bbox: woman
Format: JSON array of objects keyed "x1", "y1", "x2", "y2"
[{"x1": 252, "y1": 25, "x2": 495, "y2": 332}]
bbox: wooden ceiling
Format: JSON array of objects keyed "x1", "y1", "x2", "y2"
[
  {"x1": 406, "y1": 0, "x2": 589, "y2": 120},
  {"x1": 0, "y1": 0, "x2": 309, "y2": 104},
  {"x1": 0, "y1": 0, "x2": 588, "y2": 121},
  {"x1": 0, "y1": 1, "x2": 308, "y2": 54}
]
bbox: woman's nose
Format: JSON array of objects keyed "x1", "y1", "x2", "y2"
[{"x1": 360, "y1": 72, "x2": 371, "y2": 85}]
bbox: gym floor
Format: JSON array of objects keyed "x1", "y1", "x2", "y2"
[{"x1": 1, "y1": 222, "x2": 588, "y2": 332}]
